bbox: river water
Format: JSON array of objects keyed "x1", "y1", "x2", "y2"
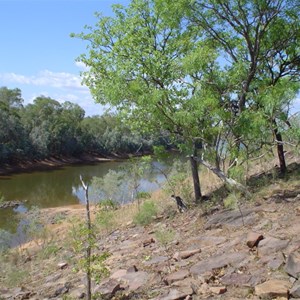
[{"x1": 0, "y1": 159, "x2": 167, "y2": 237}]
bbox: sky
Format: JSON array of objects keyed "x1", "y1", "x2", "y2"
[
  {"x1": 0, "y1": 0, "x2": 299, "y2": 117},
  {"x1": 0, "y1": 0, "x2": 129, "y2": 116}
]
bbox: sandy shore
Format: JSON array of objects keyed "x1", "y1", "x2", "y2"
[{"x1": 0, "y1": 154, "x2": 123, "y2": 176}]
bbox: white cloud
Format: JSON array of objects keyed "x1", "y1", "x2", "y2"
[
  {"x1": 0, "y1": 70, "x2": 88, "y2": 92},
  {"x1": 75, "y1": 61, "x2": 90, "y2": 71}
]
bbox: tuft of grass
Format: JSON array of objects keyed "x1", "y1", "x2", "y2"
[
  {"x1": 223, "y1": 192, "x2": 239, "y2": 210},
  {"x1": 133, "y1": 200, "x2": 157, "y2": 226},
  {"x1": 3, "y1": 267, "x2": 28, "y2": 288}
]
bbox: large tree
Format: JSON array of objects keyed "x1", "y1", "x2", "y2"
[
  {"x1": 0, "y1": 87, "x2": 30, "y2": 163},
  {"x1": 73, "y1": 0, "x2": 229, "y2": 202},
  {"x1": 180, "y1": 0, "x2": 300, "y2": 173}
]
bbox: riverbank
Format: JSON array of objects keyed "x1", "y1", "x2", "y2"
[
  {"x1": 1, "y1": 161, "x2": 300, "y2": 299},
  {"x1": 0, "y1": 153, "x2": 127, "y2": 176}
]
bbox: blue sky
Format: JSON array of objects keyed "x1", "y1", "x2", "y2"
[
  {"x1": 0, "y1": 0, "x2": 299, "y2": 116},
  {"x1": 0, "y1": 0, "x2": 129, "y2": 116}
]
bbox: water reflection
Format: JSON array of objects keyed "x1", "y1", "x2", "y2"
[{"x1": 0, "y1": 159, "x2": 167, "y2": 234}]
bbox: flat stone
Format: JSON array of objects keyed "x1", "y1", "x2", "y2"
[
  {"x1": 94, "y1": 278, "x2": 122, "y2": 299},
  {"x1": 286, "y1": 252, "x2": 300, "y2": 279},
  {"x1": 110, "y1": 269, "x2": 127, "y2": 279},
  {"x1": 122, "y1": 271, "x2": 149, "y2": 291},
  {"x1": 246, "y1": 232, "x2": 264, "y2": 248},
  {"x1": 220, "y1": 273, "x2": 252, "y2": 287},
  {"x1": 258, "y1": 237, "x2": 289, "y2": 256},
  {"x1": 204, "y1": 208, "x2": 258, "y2": 229},
  {"x1": 209, "y1": 286, "x2": 227, "y2": 295},
  {"x1": 173, "y1": 248, "x2": 201, "y2": 260},
  {"x1": 290, "y1": 281, "x2": 300, "y2": 298},
  {"x1": 164, "y1": 269, "x2": 190, "y2": 285},
  {"x1": 190, "y1": 252, "x2": 248, "y2": 276},
  {"x1": 188, "y1": 236, "x2": 227, "y2": 247},
  {"x1": 156, "y1": 287, "x2": 193, "y2": 300},
  {"x1": 255, "y1": 279, "x2": 291, "y2": 299},
  {"x1": 144, "y1": 256, "x2": 168, "y2": 265}
]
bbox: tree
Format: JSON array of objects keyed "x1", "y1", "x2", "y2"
[
  {"x1": 0, "y1": 87, "x2": 30, "y2": 163},
  {"x1": 73, "y1": 0, "x2": 222, "y2": 202},
  {"x1": 180, "y1": 0, "x2": 300, "y2": 173}
]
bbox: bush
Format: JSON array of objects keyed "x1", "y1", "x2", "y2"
[{"x1": 133, "y1": 201, "x2": 157, "y2": 226}]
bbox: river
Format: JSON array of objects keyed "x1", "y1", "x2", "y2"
[{"x1": 0, "y1": 159, "x2": 168, "y2": 239}]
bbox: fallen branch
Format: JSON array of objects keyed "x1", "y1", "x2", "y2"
[{"x1": 193, "y1": 156, "x2": 251, "y2": 197}]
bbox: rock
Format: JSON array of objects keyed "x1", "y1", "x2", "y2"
[
  {"x1": 144, "y1": 256, "x2": 169, "y2": 265},
  {"x1": 127, "y1": 265, "x2": 138, "y2": 272},
  {"x1": 255, "y1": 279, "x2": 291, "y2": 299},
  {"x1": 94, "y1": 278, "x2": 122, "y2": 299},
  {"x1": 246, "y1": 232, "x2": 264, "y2": 248},
  {"x1": 57, "y1": 262, "x2": 68, "y2": 269},
  {"x1": 190, "y1": 252, "x2": 248, "y2": 276},
  {"x1": 220, "y1": 273, "x2": 252, "y2": 287},
  {"x1": 53, "y1": 282, "x2": 71, "y2": 297},
  {"x1": 209, "y1": 286, "x2": 227, "y2": 295},
  {"x1": 177, "y1": 249, "x2": 201, "y2": 260},
  {"x1": 204, "y1": 208, "x2": 258, "y2": 229},
  {"x1": 164, "y1": 269, "x2": 190, "y2": 285},
  {"x1": 0, "y1": 200, "x2": 23, "y2": 209},
  {"x1": 155, "y1": 287, "x2": 194, "y2": 300},
  {"x1": 110, "y1": 269, "x2": 149, "y2": 291},
  {"x1": 286, "y1": 252, "x2": 300, "y2": 279},
  {"x1": 290, "y1": 281, "x2": 300, "y2": 298},
  {"x1": 143, "y1": 238, "x2": 155, "y2": 247},
  {"x1": 258, "y1": 236, "x2": 289, "y2": 256},
  {"x1": 121, "y1": 271, "x2": 149, "y2": 291},
  {"x1": 110, "y1": 269, "x2": 127, "y2": 279}
]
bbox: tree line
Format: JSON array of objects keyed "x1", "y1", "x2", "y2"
[
  {"x1": 0, "y1": 86, "x2": 163, "y2": 164},
  {"x1": 73, "y1": 0, "x2": 300, "y2": 201}
]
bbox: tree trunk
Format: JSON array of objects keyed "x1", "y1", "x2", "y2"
[
  {"x1": 80, "y1": 175, "x2": 92, "y2": 300},
  {"x1": 193, "y1": 156, "x2": 251, "y2": 197},
  {"x1": 273, "y1": 120, "x2": 287, "y2": 174},
  {"x1": 190, "y1": 155, "x2": 202, "y2": 203}
]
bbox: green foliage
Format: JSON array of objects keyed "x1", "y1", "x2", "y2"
[
  {"x1": 133, "y1": 200, "x2": 158, "y2": 226},
  {"x1": 68, "y1": 217, "x2": 110, "y2": 284}
]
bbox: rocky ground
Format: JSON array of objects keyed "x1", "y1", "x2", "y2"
[{"x1": 1, "y1": 164, "x2": 300, "y2": 299}]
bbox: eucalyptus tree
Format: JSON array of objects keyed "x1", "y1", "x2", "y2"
[
  {"x1": 0, "y1": 87, "x2": 30, "y2": 163},
  {"x1": 73, "y1": 0, "x2": 230, "y2": 202},
  {"x1": 178, "y1": 0, "x2": 300, "y2": 173}
]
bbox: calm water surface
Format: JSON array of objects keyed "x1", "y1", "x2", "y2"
[{"x1": 0, "y1": 160, "x2": 166, "y2": 235}]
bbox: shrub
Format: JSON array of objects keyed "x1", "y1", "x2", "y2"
[{"x1": 133, "y1": 200, "x2": 157, "y2": 226}]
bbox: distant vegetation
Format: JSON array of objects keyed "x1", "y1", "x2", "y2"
[{"x1": 0, "y1": 86, "x2": 169, "y2": 164}]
